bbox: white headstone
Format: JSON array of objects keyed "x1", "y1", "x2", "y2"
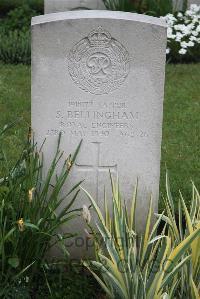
[
  {"x1": 173, "y1": 0, "x2": 184, "y2": 10},
  {"x1": 32, "y1": 11, "x2": 167, "y2": 257},
  {"x1": 173, "y1": 0, "x2": 200, "y2": 9},
  {"x1": 44, "y1": 0, "x2": 106, "y2": 13},
  {"x1": 188, "y1": 0, "x2": 200, "y2": 6}
]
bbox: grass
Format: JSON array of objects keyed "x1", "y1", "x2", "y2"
[
  {"x1": 160, "y1": 63, "x2": 200, "y2": 209},
  {"x1": 0, "y1": 62, "x2": 199, "y2": 209},
  {"x1": 0, "y1": 63, "x2": 30, "y2": 172}
]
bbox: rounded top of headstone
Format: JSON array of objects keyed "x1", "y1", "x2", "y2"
[{"x1": 32, "y1": 10, "x2": 167, "y2": 28}]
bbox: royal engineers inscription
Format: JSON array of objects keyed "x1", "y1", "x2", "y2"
[
  {"x1": 32, "y1": 11, "x2": 167, "y2": 257},
  {"x1": 68, "y1": 27, "x2": 130, "y2": 94}
]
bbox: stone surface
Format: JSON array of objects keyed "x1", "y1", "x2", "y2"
[
  {"x1": 32, "y1": 11, "x2": 167, "y2": 257},
  {"x1": 173, "y1": 0, "x2": 200, "y2": 9},
  {"x1": 44, "y1": 0, "x2": 106, "y2": 13},
  {"x1": 173, "y1": 0, "x2": 184, "y2": 10},
  {"x1": 44, "y1": 0, "x2": 200, "y2": 14},
  {"x1": 188, "y1": 0, "x2": 200, "y2": 6}
]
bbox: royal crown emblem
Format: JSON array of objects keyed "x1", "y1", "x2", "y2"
[{"x1": 68, "y1": 27, "x2": 130, "y2": 95}]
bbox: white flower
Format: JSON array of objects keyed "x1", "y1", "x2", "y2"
[
  {"x1": 177, "y1": 12, "x2": 183, "y2": 18},
  {"x1": 190, "y1": 4, "x2": 200, "y2": 13},
  {"x1": 166, "y1": 48, "x2": 170, "y2": 54},
  {"x1": 179, "y1": 48, "x2": 187, "y2": 55},
  {"x1": 190, "y1": 35, "x2": 197, "y2": 41},
  {"x1": 192, "y1": 16, "x2": 200, "y2": 24},
  {"x1": 82, "y1": 205, "x2": 91, "y2": 223},
  {"x1": 167, "y1": 27, "x2": 172, "y2": 35},
  {"x1": 187, "y1": 23, "x2": 195, "y2": 31},
  {"x1": 175, "y1": 32, "x2": 183, "y2": 42},
  {"x1": 25, "y1": 276, "x2": 29, "y2": 283},
  {"x1": 174, "y1": 24, "x2": 182, "y2": 31},
  {"x1": 174, "y1": 24, "x2": 193, "y2": 36},
  {"x1": 167, "y1": 27, "x2": 176, "y2": 39},
  {"x1": 192, "y1": 30, "x2": 198, "y2": 36},
  {"x1": 196, "y1": 25, "x2": 200, "y2": 32},
  {"x1": 182, "y1": 26, "x2": 192, "y2": 35},
  {"x1": 164, "y1": 13, "x2": 177, "y2": 26},
  {"x1": 187, "y1": 41, "x2": 195, "y2": 47},
  {"x1": 175, "y1": 36, "x2": 181, "y2": 42},
  {"x1": 185, "y1": 10, "x2": 193, "y2": 17},
  {"x1": 181, "y1": 41, "x2": 188, "y2": 48}
]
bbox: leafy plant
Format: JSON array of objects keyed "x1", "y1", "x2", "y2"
[
  {"x1": 1, "y1": 4, "x2": 37, "y2": 32},
  {"x1": 33, "y1": 264, "x2": 103, "y2": 298},
  {"x1": 0, "y1": 0, "x2": 43, "y2": 16},
  {"x1": 0, "y1": 29, "x2": 31, "y2": 64},
  {"x1": 0, "y1": 4, "x2": 38, "y2": 65},
  {"x1": 103, "y1": 0, "x2": 138, "y2": 12},
  {"x1": 144, "y1": 0, "x2": 173, "y2": 16},
  {"x1": 82, "y1": 174, "x2": 200, "y2": 298},
  {"x1": 157, "y1": 172, "x2": 200, "y2": 298},
  {"x1": 0, "y1": 125, "x2": 82, "y2": 297}
]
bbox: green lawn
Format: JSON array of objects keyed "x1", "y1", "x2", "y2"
[
  {"x1": 0, "y1": 63, "x2": 199, "y2": 209},
  {"x1": 0, "y1": 63, "x2": 30, "y2": 170},
  {"x1": 160, "y1": 63, "x2": 200, "y2": 208}
]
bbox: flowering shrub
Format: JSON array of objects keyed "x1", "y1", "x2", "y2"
[{"x1": 163, "y1": 4, "x2": 200, "y2": 62}]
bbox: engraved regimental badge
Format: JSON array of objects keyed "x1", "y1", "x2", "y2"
[{"x1": 68, "y1": 27, "x2": 130, "y2": 95}]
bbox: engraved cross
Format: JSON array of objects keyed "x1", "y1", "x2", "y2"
[{"x1": 75, "y1": 142, "x2": 117, "y2": 201}]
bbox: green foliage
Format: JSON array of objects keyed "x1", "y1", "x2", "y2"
[
  {"x1": 82, "y1": 175, "x2": 200, "y2": 298},
  {"x1": 0, "y1": 125, "x2": 82, "y2": 297},
  {"x1": 103, "y1": 0, "x2": 174, "y2": 16},
  {"x1": 0, "y1": 29, "x2": 31, "y2": 64},
  {"x1": 157, "y1": 171, "x2": 200, "y2": 298},
  {"x1": 0, "y1": 64, "x2": 30, "y2": 162},
  {"x1": 103, "y1": 0, "x2": 137, "y2": 12},
  {"x1": 160, "y1": 63, "x2": 200, "y2": 209},
  {"x1": 144, "y1": 0, "x2": 173, "y2": 16},
  {"x1": 1, "y1": 5, "x2": 37, "y2": 31},
  {"x1": 0, "y1": 0, "x2": 43, "y2": 16},
  {"x1": 0, "y1": 4, "x2": 39, "y2": 65},
  {"x1": 34, "y1": 265, "x2": 102, "y2": 298},
  {"x1": 0, "y1": 262, "x2": 103, "y2": 298}
]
